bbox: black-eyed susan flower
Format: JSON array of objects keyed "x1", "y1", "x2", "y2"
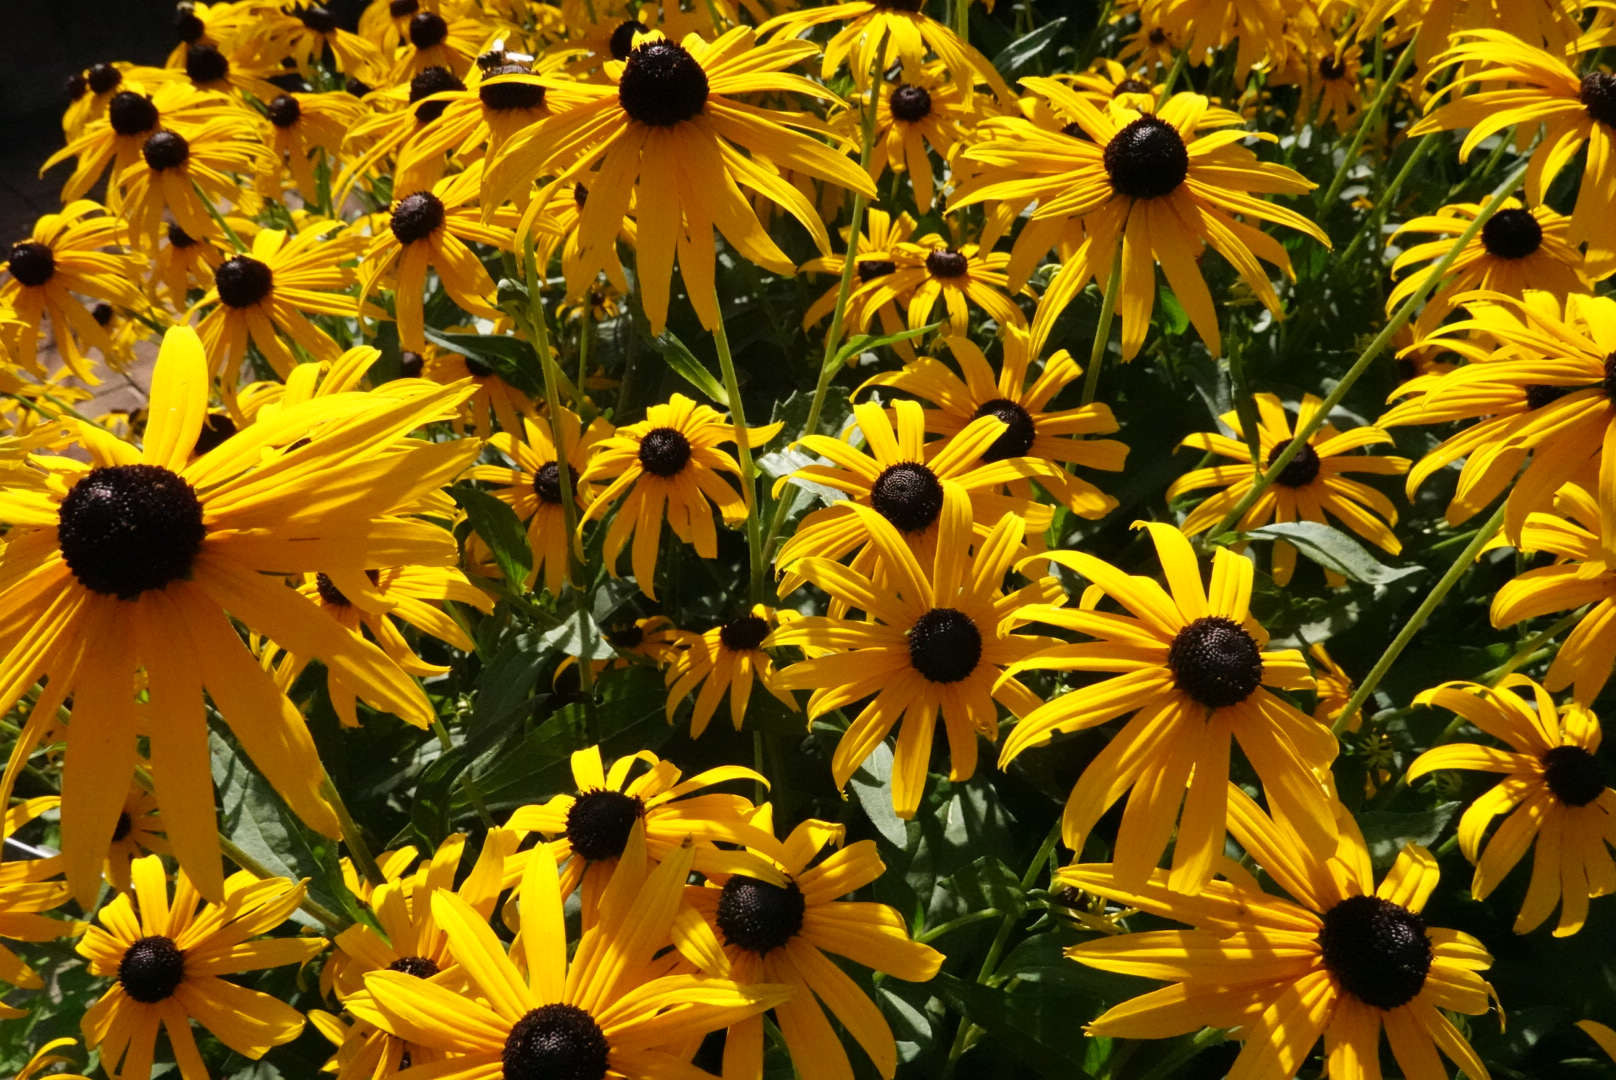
[
  {"x1": 358, "y1": 166, "x2": 517, "y2": 354},
  {"x1": 528, "y1": 180, "x2": 637, "y2": 303},
  {"x1": 800, "y1": 206, "x2": 917, "y2": 353},
  {"x1": 149, "y1": 220, "x2": 235, "y2": 309},
  {"x1": 1389, "y1": 199, "x2": 1590, "y2": 337},
  {"x1": 0, "y1": 856, "x2": 74, "y2": 1019},
  {"x1": 861, "y1": 326, "x2": 1127, "y2": 518},
  {"x1": 1062, "y1": 785, "x2": 1496, "y2": 1080},
  {"x1": 77, "y1": 856, "x2": 323, "y2": 1080},
  {"x1": 666, "y1": 605, "x2": 800, "y2": 737},
  {"x1": 952, "y1": 86, "x2": 1327, "y2": 359},
  {"x1": 484, "y1": 27, "x2": 878, "y2": 334},
  {"x1": 257, "y1": 88, "x2": 364, "y2": 204},
  {"x1": 1067, "y1": 58, "x2": 1163, "y2": 108},
  {"x1": 357, "y1": 829, "x2": 791, "y2": 1080},
  {"x1": 1, "y1": 200, "x2": 145, "y2": 382},
  {"x1": 193, "y1": 222, "x2": 371, "y2": 389},
  {"x1": 6, "y1": 1038, "x2": 91, "y2": 1080},
  {"x1": 331, "y1": 66, "x2": 467, "y2": 207},
  {"x1": 253, "y1": 2, "x2": 383, "y2": 78},
  {"x1": 174, "y1": 40, "x2": 284, "y2": 106},
  {"x1": 1169, "y1": 393, "x2": 1410, "y2": 586},
  {"x1": 61, "y1": 62, "x2": 184, "y2": 141},
  {"x1": 774, "y1": 399, "x2": 1055, "y2": 597},
  {"x1": 579, "y1": 394, "x2": 781, "y2": 599},
  {"x1": 857, "y1": 237, "x2": 1029, "y2": 335},
  {"x1": 417, "y1": 344, "x2": 536, "y2": 436},
  {"x1": 558, "y1": 616, "x2": 687, "y2": 685},
  {"x1": 104, "y1": 784, "x2": 168, "y2": 894},
  {"x1": 114, "y1": 117, "x2": 272, "y2": 250},
  {"x1": 683, "y1": 813, "x2": 944, "y2": 1080},
  {"x1": 865, "y1": 64, "x2": 974, "y2": 213},
  {"x1": 1139, "y1": 0, "x2": 1291, "y2": 79},
  {"x1": 0, "y1": 326, "x2": 478, "y2": 903},
  {"x1": 1410, "y1": 675, "x2": 1615, "y2": 937},
  {"x1": 770, "y1": 487, "x2": 1061, "y2": 817},
  {"x1": 469, "y1": 408, "x2": 613, "y2": 593},
  {"x1": 1000, "y1": 523, "x2": 1333, "y2": 894},
  {"x1": 505, "y1": 744, "x2": 785, "y2": 905},
  {"x1": 390, "y1": 6, "x2": 494, "y2": 79}
]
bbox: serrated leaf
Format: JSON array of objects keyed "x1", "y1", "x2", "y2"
[
  {"x1": 453, "y1": 484, "x2": 532, "y2": 590},
  {"x1": 645, "y1": 327, "x2": 729, "y2": 407},
  {"x1": 1246, "y1": 521, "x2": 1425, "y2": 585},
  {"x1": 422, "y1": 327, "x2": 545, "y2": 398}
]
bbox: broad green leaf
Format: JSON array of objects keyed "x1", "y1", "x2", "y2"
[
  {"x1": 930, "y1": 973, "x2": 1099, "y2": 1080},
  {"x1": 453, "y1": 484, "x2": 532, "y2": 591},
  {"x1": 990, "y1": 18, "x2": 1068, "y2": 77},
  {"x1": 422, "y1": 327, "x2": 546, "y2": 398},
  {"x1": 1356, "y1": 802, "x2": 1461, "y2": 871},
  {"x1": 829, "y1": 321, "x2": 940, "y2": 374},
  {"x1": 646, "y1": 327, "x2": 730, "y2": 407},
  {"x1": 1247, "y1": 521, "x2": 1425, "y2": 585}
]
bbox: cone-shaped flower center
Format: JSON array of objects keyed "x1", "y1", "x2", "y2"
[
  {"x1": 215, "y1": 255, "x2": 274, "y2": 308},
  {"x1": 1524, "y1": 384, "x2": 1569, "y2": 411},
  {"x1": 387, "y1": 955, "x2": 441, "y2": 979},
  {"x1": 565, "y1": 789, "x2": 644, "y2": 861},
  {"x1": 7, "y1": 242, "x2": 56, "y2": 288},
  {"x1": 410, "y1": 66, "x2": 466, "y2": 123},
  {"x1": 719, "y1": 613, "x2": 769, "y2": 652},
  {"x1": 607, "y1": 624, "x2": 645, "y2": 648},
  {"x1": 399, "y1": 350, "x2": 424, "y2": 378},
  {"x1": 502, "y1": 1004, "x2": 610, "y2": 1080},
  {"x1": 88, "y1": 63, "x2": 123, "y2": 94},
  {"x1": 1603, "y1": 353, "x2": 1616, "y2": 399},
  {"x1": 297, "y1": 4, "x2": 338, "y2": 33},
  {"x1": 58, "y1": 465, "x2": 206, "y2": 600},
  {"x1": 609, "y1": 19, "x2": 646, "y2": 61},
  {"x1": 1113, "y1": 78, "x2": 1151, "y2": 97},
  {"x1": 391, "y1": 191, "x2": 446, "y2": 245},
  {"x1": 168, "y1": 222, "x2": 199, "y2": 249},
  {"x1": 390, "y1": 0, "x2": 418, "y2": 15},
  {"x1": 890, "y1": 83, "x2": 932, "y2": 122},
  {"x1": 480, "y1": 64, "x2": 546, "y2": 111},
  {"x1": 109, "y1": 91, "x2": 160, "y2": 136},
  {"x1": 638, "y1": 427, "x2": 692, "y2": 476},
  {"x1": 266, "y1": 93, "x2": 301, "y2": 128},
  {"x1": 717, "y1": 875, "x2": 805, "y2": 954},
  {"x1": 1542, "y1": 744, "x2": 1605, "y2": 807},
  {"x1": 1581, "y1": 71, "x2": 1616, "y2": 129},
  {"x1": 119, "y1": 935, "x2": 186, "y2": 1003},
  {"x1": 533, "y1": 461, "x2": 566, "y2": 504},
  {"x1": 408, "y1": 11, "x2": 449, "y2": 48},
  {"x1": 1104, "y1": 115, "x2": 1189, "y2": 200},
  {"x1": 972, "y1": 398, "x2": 1036, "y2": 462},
  {"x1": 926, "y1": 249, "x2": 968, "y2": 278},
  {"x1": 618, "y1": 40, "x2": 709, "y2": 127},
  {"x1": 870, "y1": 462, "x2": 944, "y2": 532},
  {"x1": 315, "y1": 572, "x2": 350, "y2": 606},
  {"x1": 909, "y1": 607, "x2": 983, "y2": 683},
  {"x1": 1480, "y1": 208, "x2": 1542, "y2": 260},
  {"x1": 856, "y1": 258, "x2": 896, "y2": 281},
  {"x1": 1167, "y1": 615, "x2": 1262, "y2": 709},
  {"x1": 1319, "y1": 894, "x2": 1432, "y2": 1010},
  {"x1": 1319, "y1": 55, "x2": 1348, "y2": 80},
  {"x1": 175, "y1": 6, "x2": 205, "y2": 43},
  {"x1": 1267, "y1": 442, "x2": 1320, "y2": 487},
  {"x1": 185, "y1": 43, "x2": 230, "y2": 84},
  {"x1": 142, "y1": 130, "x2": 190, "y2": 171}
]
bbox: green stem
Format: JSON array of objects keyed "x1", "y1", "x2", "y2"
[
  {"x1": 711, "y1": 297, "x2": 766, "y2": 604},
  {"x1": 220, "y1": 834, "x2": 350, "y2": 933},
  {"x1": 1080, "y1": 242, "x2": 1124, "y2": 407},
  {"x1": 1330, "y1": 501, "x2": 1507, "y2": 736},
  {"x1": 1156, "y1": 47, "x2": 1188, "y2": 108},
  {"x1": 192, "y1": 179, "x2": 247, "y2": 253},
  {"x1": 321, "y1": 774, "x2": 386, "y2": 890},
  {"x1": 1481, "y1": 608, "x2": 1585, "y2": 685},
  {"x1": 1136, "y1": 1028, "x2": 1227, "y2": 1080},
  {"x1": 1333, "y1": 132, "x2": 1436, "y2": 273},
  {"x1": 1317, "y1": 34, "x2": 1419, "y2": 213},
  {"x1": 1226, "y1": 340, "x2": 1264, "y2": 467},
  {"x1": 1209, "y1": 155, "x2": 1532, "y2": 539},
  {"x1": 917, "y1": 909, "x2": 1003, "y2": 944}
]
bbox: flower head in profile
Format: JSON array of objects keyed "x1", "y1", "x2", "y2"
[
  {"x1": 1169, "y1": 393, "x2": 1409, "y2": 586},
  {"x1": 1410, "y1": 675, "x2": 1616, "y2": 937},
  {"x1": 357, "y1": 828, "x2": 791, "y2": 1080},
  {"x1": 1000, "y1": 523, "x2": 1332, "y2": 895},
  {"x1": 1062, "y1": 786, "x2": 1496, "y2": 1080},
  {"x1": 683, "y1": 812, "x2": 943, "y2": 1080},
  {"x1": 0, "y1": 802, "x2": 76, "y2": 1019},
  {"x1": 77, "y1": 856, "x2": 322, "y2": 1080}
]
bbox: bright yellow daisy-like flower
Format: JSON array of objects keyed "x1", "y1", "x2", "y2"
[
  {"x1": 251, "y1": 2, "x2": 383, "y2": 78},
  {"x1": 1410, "y1": 675, "x2": 1616, "y2": 937},
  {"x1": 105, "y1": 784, "x2": 169, "y2": 894},
  {"x1": 416, "y1": 344, "x2": 537, "y2": 437},
  {"x1": 856, "y1": 237, "x2": 1029, "y2": 334},
  {"x1": 1062, "y1": 786, "x2": 1497, "y2": 1080},
  {"x1": 1169, "y1": 393, "x2": 1409, "y2": 586},
  {"x1": 1388, "y1": 199, "x2": 1590, "y2": 337},
  {"x1": 528, "y1": 179, "x2": 638, "y2": 302},
  {"x1": 61, "y1": 61, "x2": 184, "y2": 140},
  {"x1": 951, "y1": 85, "x2": 1327, "y2": 359},
  {"x1": 0, "y1": 326, "x2": 477, "y2": 903},
  {"x1": 666, "y1": 604, "x2": 801, "y2": 737},
  {"x1": 1, "y1": 200, "x2": 145, "y2": 382},
  {"x1": 505, "y1": 744, "x2": 785, "y2": 905},
  {"x1": 1380, "y1": 291, "x2": 1616, "y2": 540},
  {"x1": 557, "y1": 615, "x2": 687, "y2": 685},
  {"x1": 801, "y1": 207, "x2": 917, "y2": 350},
  {"x1": 77, "y1": 856, "x2": 323, "y2": 1080},
  {"x1": 1410, "y1": 31, "x2": 1616, "y2": 275},
  {"x1": 6, "y1": 1037, "x2": 91, "y2": 1080},
  {"x1": 1139, "y1": 0, "x2": 1291, "y2": 78},
  {"x1": 0, "y1": 832, "x2": 74, "y2": 1019},
  {"x1": 683, "y1": 812, "x2": 944, "y2": 1080},
  {"x1": 865, "y1": 64, "x2": 976, "y2": 213},
  {"x1": 770, "y1": 488, "x2": 1061, "y2": 817},
  {"x1": 774, "y1": 399, "x2": 1055, "y2": 597},
  {"x1": 579, "y1": 393, "x2": 781, "y2": 599},
  {"x1": 113, "y1": 116, "x2": 272, "y2": 250},
  {"x1": 357, "y1": 829, "x2": 790, "y2": 1080},
  {"x1": 389, "y1": 6, "x2": 495, "y2": 79},
  {"x1": 1000, "y1": 523, "x2": 1332, "y2": 894},
  {"x1": 861, "y1": 326, "x2": 1127, "y2": 518},
  {"x1": 257, "y1": 88, "x2": 365, "y2": 204},
  {"x1": 469, "y1": 408, "x2": 614, "y2": 593},
  {"x1": 485, "y1": 27, "x2": 877, "y2": 334}
]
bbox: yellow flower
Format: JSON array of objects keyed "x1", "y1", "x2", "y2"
[
  {"x1": 113, "y1": 115, "x2": 272, "y2": 250},
  {"x1": 666, "y1": 604, "x2": 800, "y2": 737}
]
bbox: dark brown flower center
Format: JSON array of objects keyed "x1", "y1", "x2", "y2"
[
  {"x1": 908, "y1": 607, "x2": 982, "y2": 683},
  {"x1": 88, "y1": 63, "x2": 123, "y2": 95},
  {"x1": 142, "y1": 130, "x2": 190, "y2": 171},
  {"x1": 266, "y1": 93, "x2": 301, "y2": 128},
  {"x1": 502, "y1": 1004, "x2": 609, "y2": 1080},
  {"x1": 1542, "y1": 744, "x2": 1605, "y2": 807},
  {"x1": 1524, "y1": 383, "x2": 1569, "y2": 411},
  {"x1": 1113, "y1": 77, "x2": 1151, "y2": 97},
  {"x1": 1319, "y1": 894, "x2": 1432, "y2": 1010},
  {"x1": 314, "y1": 572, "x2": 350, "y2": 606},
  {"x1": 564, "y1": 789, "x2": 644, "y2": 861},
  {"x1": 109, "y1": 91, "x2": 160, "y2": 136},
  {"x1": 1319, "y1": 55, "x2": 1348, "y2": 80},
  {"x1": 609, "y1": 19, "x2": 646, "y2": 60},
  {"x1": 869, "y1": 461, "x2": 943, "y2": 532},
  {"x1": 532, "y1": 461, "x2": 567, "y2": 504},
  {"x1": 215, "y1": 255, "x2": 274, "y2": 308},
  {"x1": 7, "y1": 242, "x2": 55, "y2": 288},
  {"x1": 638, "y1": 427, "x2": 691, "y2": 476},
  {"x1": 856, "y1": 258, "x2": 896, "y2": 281},
  {"x1": 387, "y1": 955, "x2": 441, "y2": 979},
  {"x1": 479, "y1": 66, "x2": 546, "y2": 111},
  {"x1": 1604, "y1": 353, "x2": 1616, "y2": 398},
  {"x1": 1167, "y1": 615, "x2": 1262, "y2": 709},
  {"x1": 1582, "y1": 71, "x2": 1616, "y2": 129},
  {"x1": 58, "y1": 464, "x2": 206, "y2": 600},
  {"x1": 607, "y1": 624, "x2": 645, "y2": 648},
  {"x1": 890, "y1": 83, "x2": 932, "y2": 122},
  {"x1": 972, "y1": 398, "x2": 1036, "y2": 462},
  {"x1": 168, "y1": 222, "x2": 198, "y2": 249},
  {"x1": 926, "y1": 249, "x2": 968, "y2": 278},
  {"x1": 410, "y1": 66, "x2": 465, "y2": 123},
  {"x1": 346, "y1": 75, "x2": 373, "y2": 96},
  {"x1": 119, "y1": 935, "x2": 186, "y2": 1003},
  {"x1": 618, "y1": 40, "x2": 708, "y2": 127},
  {"x1": 408, "y1": 11, "x2": 448, "y2": 48},
  {"x1": 399, "y1": 350, "x2": 424, "y2": 378},
  {"x1": 717, "y1": 875, "x2": 805, "y2": 954},
  {"x1": 68, "y1": 72, "x2": 90, "y2": 102},
  {"x1": 175, "y1": 6, "x2": 205, "y2": 43},
  {"x1": 185, "y1": 43, "x2": 230, "y2": 85},
  {"x1": 390, "y1": 0, "x2": 419, "y2": 15},
  {"x1": 296, "y1": 3, "x2": 338, "y2": 34},
  {"x1": 1480, "y1": 208, "x2": 1542, "y2": 260},
  {"x1": 719, "y1": 613, "x2": 769, "y2": 651},
  {"x1": 1268, "y1": 442, "x2": 1320, "y2": 487},
  {"x1": 1104, "y1": 115, "x2": 1189, "y2": 200},
  {"x1": 192, "y1": 412, "x2": 237, "y2": 456},
  {"x1": 391, "y1": 191, "x2": 446, "y2": 244},
  {"x1": 93, "y1": 303, "x2": 114, "y2": 326}
]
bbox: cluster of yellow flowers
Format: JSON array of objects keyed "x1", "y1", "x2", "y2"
[{"x1": 9, "y1": 0, "x2": 1616, "y2": 1077}]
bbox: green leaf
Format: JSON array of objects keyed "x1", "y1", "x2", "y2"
[
  {"x1": 1356, "y1": 802, "x2": 1461, "y2": 870},
  {"x1": 1246, "y1": 521, "x2": 1425, "y2": 585},
  {"x1": 931, "y1": 856, "x2": 1026, "y2": 924},
  {"x1": 536, "y1": 608, "x2": 617, "y2": 661},
  {"x1": 990, "y1": 18, "x2": 1068, "y2": 77},
  {"x1": 422, "y1": 327, "x2": 546, "y2": 398},
  {"x1": 453, "y1": 484, "x2": 532, "y2": 590},
  {"x1": 829, "y1": 322, "x2": 941, "y2": 375},
  {"x1": 645, "y1": 327, "x2": 730, "y2": 407},
  {"x1": 930, "y1": 973, "x2": 1099, "y2": 1080}
]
